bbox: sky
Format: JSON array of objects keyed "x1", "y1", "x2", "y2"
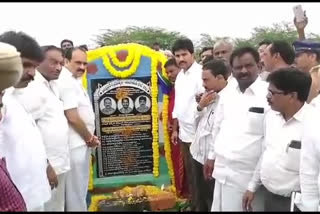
[{"x1": 0, "y1": 2, "x2": 320, "y2": 49}]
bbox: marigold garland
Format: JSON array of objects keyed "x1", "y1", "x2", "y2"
[
  {"x1": 88, "y1": 155, "x2": 94, "y2": 191},
  {"x1": 150, "y1": 54, "x2": 159, "y2": 177},
  {"x1": 162, "y1": 94, "x2": 176, "y2": 188},
  {"x1": 101, "y1": 46, "x2": 142, "y2": 78},
  {"x1": 155, "y1": 52, "x2": 177, "y2": 188},
  {"x1": 107, "y1": 44, "x2": 135, "y2": 68}
]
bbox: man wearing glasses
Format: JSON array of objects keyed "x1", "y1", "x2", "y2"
[{"x1": 242, "y1": 67, "x2": 313, "y2": 211}]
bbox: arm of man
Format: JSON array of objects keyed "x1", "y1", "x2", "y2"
[
  {"x1": 300, "y1": 119, "x2": 320, "y2": 211},
  {"x1": 171, "y1": 118, "x2": 178, "y2": 145},
  {"x1": 64, "y1": 108, "x2": 99, "y2": 147},
  {"x1": 59, "y1": 77, "x2": 99, "y2": 147},
  {"x1": 294, "y1": 11, "x2": 308, "y2": 40},
  {"x1": 203, "y1": 96, "x2": 224, "y2": 180}
]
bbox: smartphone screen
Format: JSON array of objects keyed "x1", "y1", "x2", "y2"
[{"x1": 293, "y1": 5, "x2": 304, "y2": 22}]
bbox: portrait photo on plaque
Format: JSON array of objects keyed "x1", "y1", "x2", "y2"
[
  {"x1": 100, "y1": 97, "x2": 117, "y2": 115},
  {"x1": 135, "y1": 95, "x2": 151, "y2": 113},
  {"x1": 117, "y1": 97, "x2": 134, "y2": 114}
]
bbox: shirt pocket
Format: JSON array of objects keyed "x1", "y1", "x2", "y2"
[
  {"x1": 280, "y1": 143, "x2": 301, "y2": 172},
  {"x1": 246, "y1": 110, "x2": 264, "y2": 135}
]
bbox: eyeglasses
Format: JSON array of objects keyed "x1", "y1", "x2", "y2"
[{"x1": 268, "y1": 89, "x2": 285, "y2": 96}]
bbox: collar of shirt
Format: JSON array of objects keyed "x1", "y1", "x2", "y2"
[
  {"x1": 34, "y1": 71, "x2": 60, "y2": 98},
  {"x1": 181, "y1": 61, "x2": 201, "y2": 75},
  {"x1": 235, "y1": 76, "x2": 264, "y2": 95},
  {"x1": 34, "y1": 70, "x2": 48, "y2": 84},
  {"x1": 273, "y1": 103, "x2": 309, "y2": 125}
]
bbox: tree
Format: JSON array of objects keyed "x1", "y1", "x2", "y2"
[
  {"x1": 94, "y1": 26, "x2": 185, "y2": 50},
  {"x1": 194, "y1": 34, "x2": 231, "y2": 60},
  {"x1": 233, "y1": 21, "x2": 320, "y2": 49}
]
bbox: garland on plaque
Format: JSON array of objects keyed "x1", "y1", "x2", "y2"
[
  {"x1": 156, "y1": 60, "x2": 176, "y2": 191},
  {"x1": 86, "y1": 43, "x2": 161, "y2": 179},
  {"x1": 82, "y1": 43, "x2": 185, "y2": 211}
]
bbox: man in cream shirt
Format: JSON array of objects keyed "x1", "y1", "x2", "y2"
[
  {"x1": 0, "y1": 31, "x2": 51, "y2": 211},
  {"x1": 190, "y1": 59, "x2": 230, "y2": 211},
  {"x1": 57, "y1": 47, "x2": 100, "y2": 211},
  {"x1": 170, "y1": 38, "x2": 204, "y2": 210},
  {"x1": 13, "y1": 46, "x2": 70, "y2": 211},
  {"x1": 243, "y1": 68, "x2": 313, "y2": 211},
  {"x1": 205, "y1": 47, "x2": 269, "y2": 211}
]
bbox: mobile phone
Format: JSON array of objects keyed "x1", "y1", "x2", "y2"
[{"x1": 293, "y1": 5, "x2": 304, "y2": 23}]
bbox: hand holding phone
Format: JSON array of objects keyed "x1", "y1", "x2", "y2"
[{"x1": 293, "y1": 5, "x2": 304, "y2": 23}]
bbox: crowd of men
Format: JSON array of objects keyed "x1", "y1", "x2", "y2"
[
  {"x1": 1, "y1": 12, "x2": 320, "y2": 212},
  {"x1": 161, "y1": 14, "x2": 320, "y2": 212},
  {"x1": 0, "y1": 33, "x2": 99, "y2": 211}
]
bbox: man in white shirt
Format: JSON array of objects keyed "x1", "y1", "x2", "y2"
[
  {"x1": 213, "y1": 39, "x2": 237, "y2": 89},
  {"x1": 170, "y1": 38, "x2": 204, "y2": 210},
  {"x1": 261, "y1": 40, "x2": 295, "y2": 73},
  {"x1": 0, "y1": 31, "x2": 51, "y2": 211},
  {"x1": 257, "y1": 40, "x2": 271, "y2": 80},
  {"x1": 190, "y1": 59, "x2": 229, "y2": 211},
  {"x1": 242, "y1": 67, "x2": 313, "y2": 211},
  {"x1": 14, "y1": 46, "x2": 70, "y2": 211},
  {"x1": 300, "y1": 105, "x2": 320, "y2": 211},
  {"x1": 204, "y1": 47, "x2": 269, "y2": 211},
  {"x1": 213, "y1": 39, "x2": 233, "y2": 62},
  {"x1": 57, "y1": 47, "x2": 100, "y2": 211}
]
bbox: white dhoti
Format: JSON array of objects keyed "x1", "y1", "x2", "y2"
[
  {"x1": 211, "y1": 180, "x2": 265, "y2": 211},
  {"x1": 65, "y1": 145, "x2": 90, "y2": 211},
  {"x1": 44, "y1": 173, "x2": 67, "y2": 211},
  {"x1": 29, "y1": 205, "x2": 45, "y2": 211}
]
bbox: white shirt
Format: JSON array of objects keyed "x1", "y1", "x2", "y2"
[
  {"x1": 172, "y1": 61, "x2": 204, "y2": 143},
  {"x1": 310, "y1": 94, "x2": 320, "y2": 109},
  {"x1": 0, "y1": 88, "x2": 51, "y2": 210},
  {"x1": 57, "y1": 67, "x2": 95, "y2": 149},
  {"x1": 300, "y1": 107, "x2": 320, "y2": 211},
  {"x1": 13, "y1": 71, "x2": 70, "y2": 175},
  {"x1": 255, "y1": 104, "x2": 312, "y2": 197},
  {"x1": 190, "y1": 87, "x2": 228, "y2": 165},
  {"x1": 259, "y1": 70, "x2": 269, "y2": 81},
  {"x1": 208, "y1": 77, "x2": 269, "y2": 191}
]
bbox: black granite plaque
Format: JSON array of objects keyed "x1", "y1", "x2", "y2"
[{"x1": 91, "y1": 77, "x2": 154, "y2": 177}]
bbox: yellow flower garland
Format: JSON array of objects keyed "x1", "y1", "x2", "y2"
[
  {"x1": 88, "y1": 155, "x2": 94, "y2": 191},
  {"x1": 107, "y1": 44, "x2": 135, "y2": 68},
  {"x1": 152, "y1": 52, "x2": 177, "y2": 189},
  {"x1": 101, "y1": 46, "x2": 142, "y2": 79},
  {"x1": 162, "y1": 94, "x2": 176, "y2": 188},
  {"x1": 150, "y1": 54, "x2": 159, "y2": 177}
]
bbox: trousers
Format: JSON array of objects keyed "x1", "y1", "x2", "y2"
[
  {"x1": 65, "y1": 145, "x2": 90, "y2": 211},
  {"x1": 44, "y1": 173, "x2": 67, "y2": 211}
]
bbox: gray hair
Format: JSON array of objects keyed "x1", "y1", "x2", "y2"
[{"x1": 213, "y1": 39, "x2": 234, "y2": 50}]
